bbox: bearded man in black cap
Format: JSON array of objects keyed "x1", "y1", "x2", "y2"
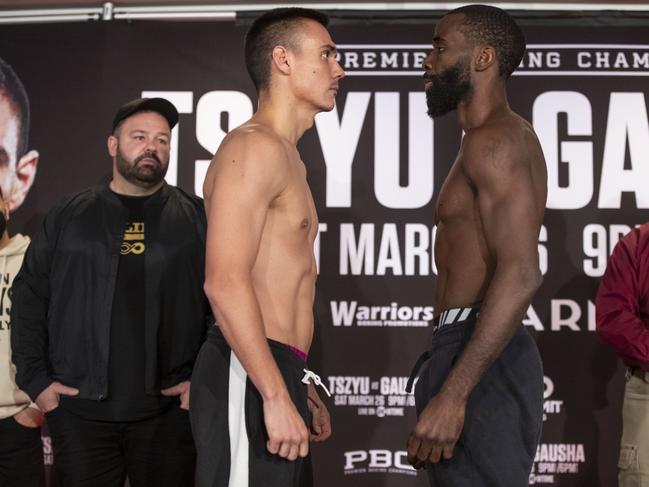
[{"x1": 11, "y1": 97, "x2": 210, "y2": 487}]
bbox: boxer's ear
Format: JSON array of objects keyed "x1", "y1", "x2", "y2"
[
  {"x1": 475, "y1": 45, "x2": 496, "y2": 72},
  {"x1": 272, "y1": 45, "x2": 292, "y2": 75}
]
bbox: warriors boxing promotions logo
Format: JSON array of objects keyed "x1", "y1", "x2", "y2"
[{"x1": 330, "y1": 301, "x2": 433, "y2": 328}]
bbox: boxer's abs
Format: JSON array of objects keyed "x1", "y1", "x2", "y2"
[
  {"x1": 433, "y1": 218, "x2": 492, "y2": 315},
  {"x1": 252, "y1": 251, "x2": 316, "y2": 354}
]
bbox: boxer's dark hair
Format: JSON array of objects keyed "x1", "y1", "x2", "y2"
[
  {"x1": 0, "y1": 57, "x2": 30, "y2": 157},
  {"x1": 449, "y1": 4, "x2": 525, "y2": 79},
  {"x1": 245, "y1": 7, "x2": 330, "y2": 92}
]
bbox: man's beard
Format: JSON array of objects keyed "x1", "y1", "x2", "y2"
[
  {"x1": 425, "y1": 57, "x2": 472, "y2": 118},
  {"x1": 116, "y1": 147, "x2": 168, "y2": 189}
]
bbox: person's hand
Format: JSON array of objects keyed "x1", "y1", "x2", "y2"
[
  {"x1": 263, "y1": 393, "x2": 309, "y2": 461},
  {"x1": 14, "y1": 407, "x2": 44, "y2": 428},
  {"x1": 35, "y1": 381, "x2": 79, "y2": 413},
  {"x1": 406, "y1": 392, "x2": 466, "y2": 469},
  {"x1": 161, "y1": 381, "x2": 191, "y2": 410},
  {"x1": 307, "y1": 386, "x2": 332, "y2": 442}
]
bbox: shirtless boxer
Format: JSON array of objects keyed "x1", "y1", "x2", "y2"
[
  {"x1": 190, "y1": 8, "x2": 344, "y2": 487},
  {"x1": 405, "y1": 5, "x2": 547, "y2": 486}
]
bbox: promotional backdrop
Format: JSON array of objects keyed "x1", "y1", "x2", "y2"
[{"x1": 2, "y1": 10, "x2": 648, "y2": 486}]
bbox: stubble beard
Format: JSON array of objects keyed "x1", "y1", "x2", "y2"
[{"x1": 115, "y1": 146, "x2": 168, "y2": 189}]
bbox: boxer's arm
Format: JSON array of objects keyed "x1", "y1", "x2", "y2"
[
  {"x1": 203, "y1": 131, "x2": 309, "y2": 461},
  {"x1": 408, "y1": 127, "x2": 544, "y2": 465},
  {"x1": 440, "y1": 128, "x2": 543, "y2": 401}
]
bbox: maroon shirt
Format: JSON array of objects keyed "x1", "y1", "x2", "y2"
[{"x1": 596, "y1": 223, "x2": 649, "y2": 370}]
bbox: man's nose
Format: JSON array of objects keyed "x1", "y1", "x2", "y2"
[
  {"x1": 423, "y1": 51, "x2": 434, "y2": 71},
  {"x1": 333, "y1": 60, "x2": 345, "y2": 79},
  {"x1": 145, "y1": 139, "x2": 157, "y2": 152}
]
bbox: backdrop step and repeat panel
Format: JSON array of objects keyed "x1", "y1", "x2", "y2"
[{"x1": 2, "y1": 10, "x2": 648, "y2": 486}]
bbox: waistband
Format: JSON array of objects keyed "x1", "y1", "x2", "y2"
[
  {"x1": 432, "y1": 307, "x2": 479, "y2": 334},
  {"x1": 405, "y1": 307, "x2": 479, "y2": 394},
  {"x1": 207, "y1": 326, "x2": 308, "y2": 364},
  {"x1": 207, "y1": 326, "x2": 329, "y2": 396},
  {"x1": 287, "y1": 345, "x2": 308, "y2": 362},
  {"x1": 627, "y1": 367, "x2": 649, "y2": 383}
]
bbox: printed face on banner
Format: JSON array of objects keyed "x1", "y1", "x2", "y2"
[
  {"x1": 289, "y1": 20, "x2": 345, "y2": 113},
  {"x1": 0, "y1": 95, "x2": 20, "y2": 192},
  {"x1": 0, "y1": 92, "x2": 38, "y2": 213},
  {"x1": 109, "y1": 111, "x2": 171, "y2": 189}
]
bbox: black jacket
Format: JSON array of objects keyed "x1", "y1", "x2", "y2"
[{"x1": 11, "y1": 183, "x2": 211, "y2": 402}]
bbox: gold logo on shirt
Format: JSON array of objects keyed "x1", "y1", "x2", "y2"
[{"x1": 121, "y1": 222, "x2": 145, "y2": 255}]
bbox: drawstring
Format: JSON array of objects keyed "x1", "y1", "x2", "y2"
[
  {"x1": 405, "y1": 308, "x2": 477, "y2": 394},
  {"x1": 405, "y1": 351, "x2": 431, "y2": 394},
  {"x1": 302, "y1": 369, "x2": 331, "y2": 397}
]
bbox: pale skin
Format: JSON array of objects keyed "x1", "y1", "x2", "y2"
[
  {"x1": 407, "y1": 13, "x2": 548, "y2": 467},
  {"x1": 35, "y1": 110, "x2": 191, "y2": 411},
  {"x1": 0, "y1": 93, "x2": 38, "y2": 214},
  {"x1": 203, "y1": 19, "x2": 344, "y2": 461}
]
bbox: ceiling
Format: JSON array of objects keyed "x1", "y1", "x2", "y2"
[{"x1": 1, "y1": 0, "x2": 647, "y2": 6}]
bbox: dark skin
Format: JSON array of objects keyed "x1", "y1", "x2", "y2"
[{"x1": 407, "y1": 13, "x2": 548, "y2": 468}]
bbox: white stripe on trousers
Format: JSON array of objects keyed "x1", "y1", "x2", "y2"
[{"x1": 228, "y1": 352, "x2": 249, "y2": 487}]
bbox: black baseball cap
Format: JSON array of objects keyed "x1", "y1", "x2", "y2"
[{"x1": 111, "y1": 97, "x2": 179, "y2": 132}]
